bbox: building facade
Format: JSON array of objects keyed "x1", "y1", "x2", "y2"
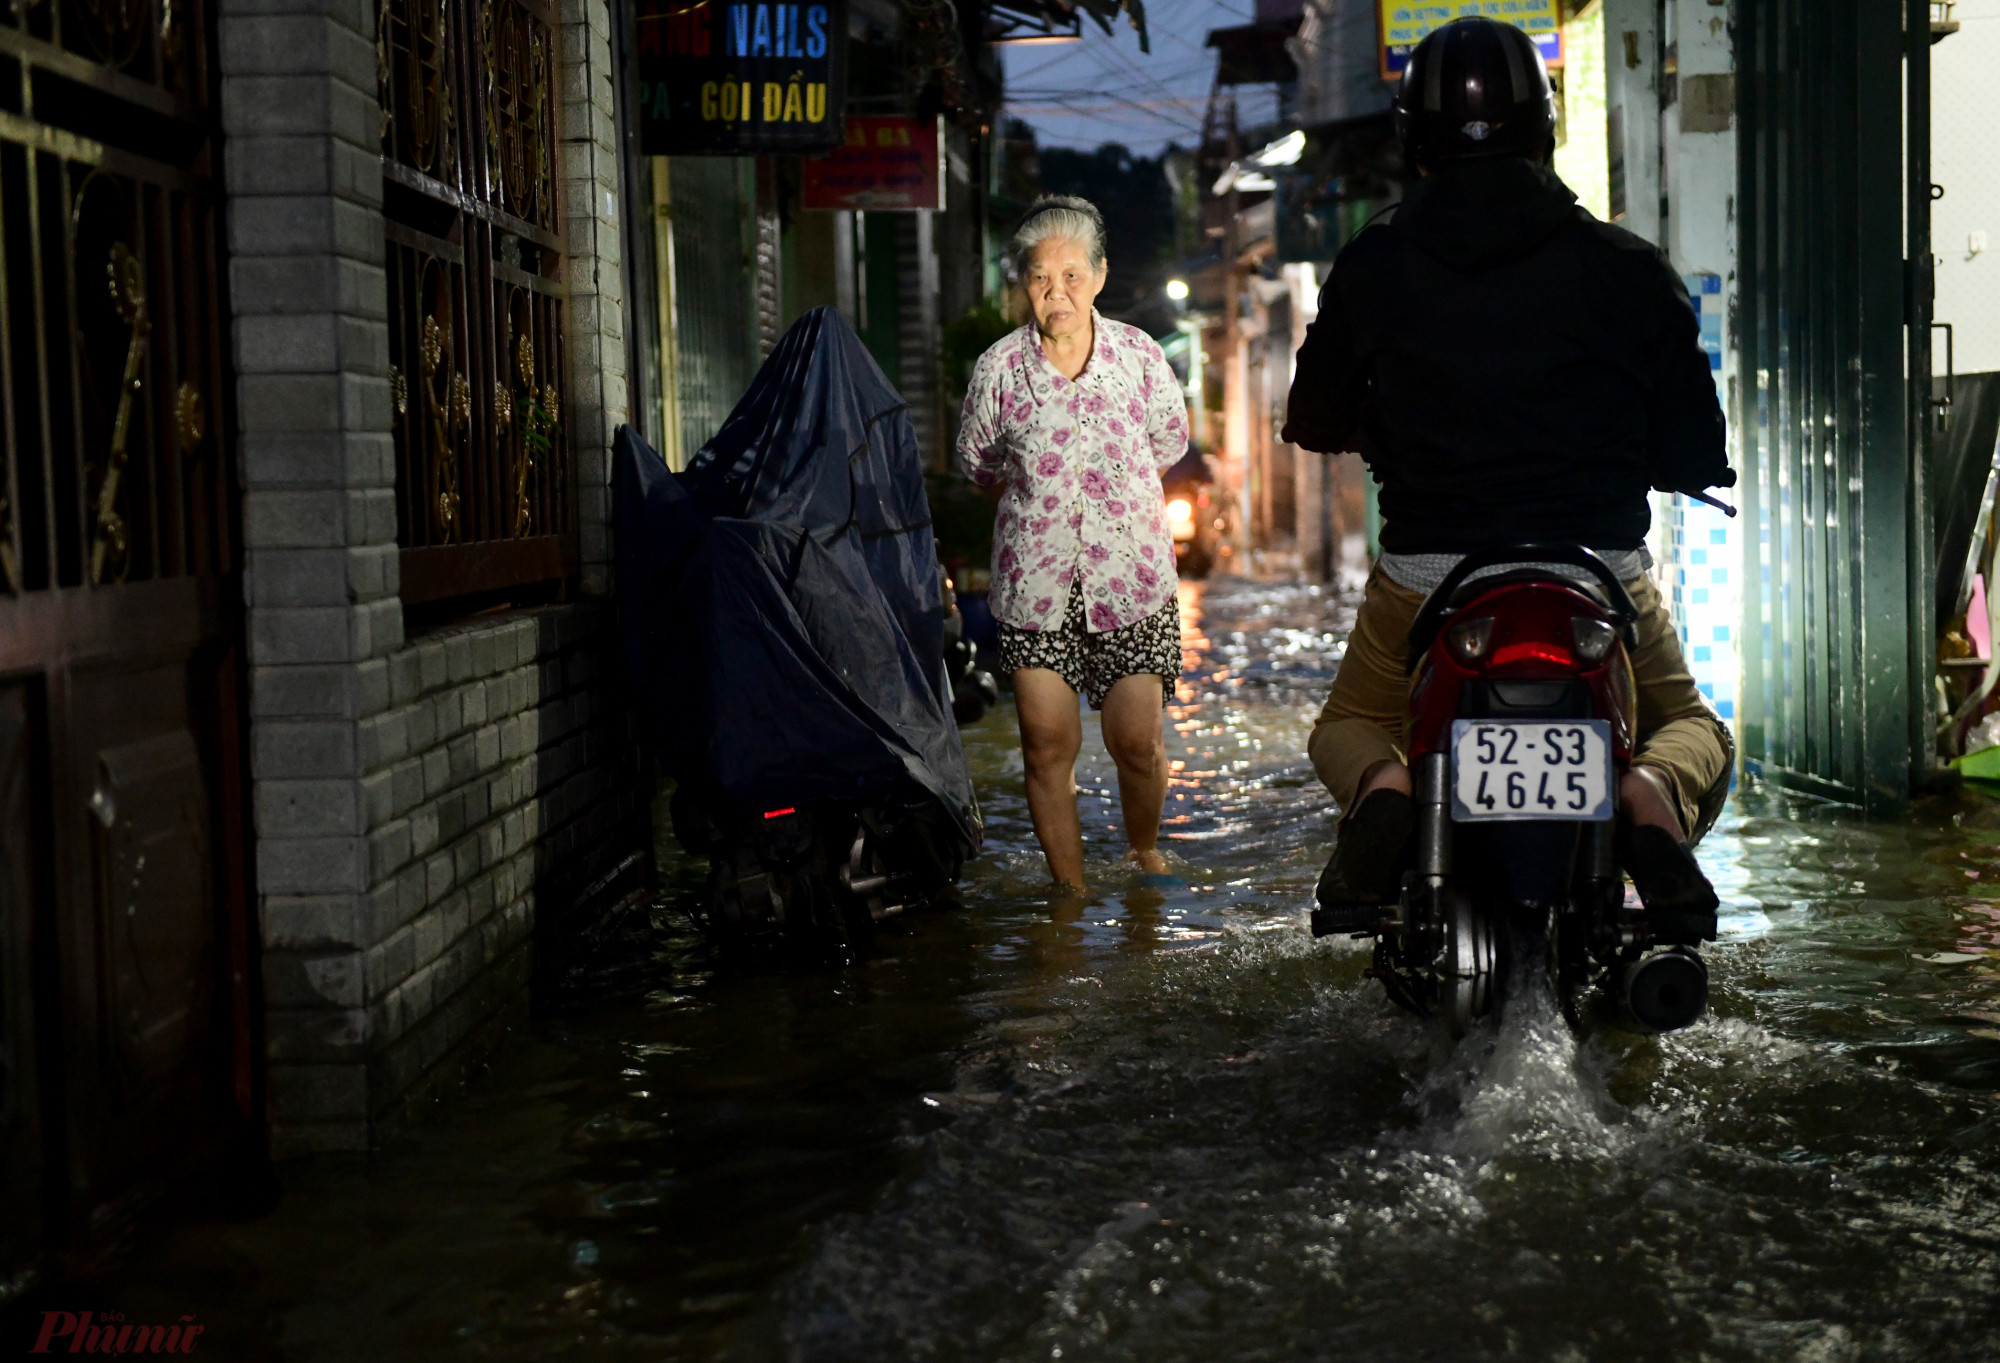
[
  {"x1": 0, "y1": 0, "x2": 1015, "y2": 1273},
  {"x1": 0, "y1": 0, "x2": 658, "y2": 1270}
]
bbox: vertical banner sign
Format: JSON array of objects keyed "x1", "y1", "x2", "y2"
[
  {"x1": 635, "y1": 0, "x2": 847, "y2": 154},
  {"x1": 801, "y1": 116, "x2": 944, "y2": 211},
  {"x1": 1377, "y1": 1, "x2": 1562, "y2": 80}
]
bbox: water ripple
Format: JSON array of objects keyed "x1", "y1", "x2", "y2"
[{"x1": 97, "y1": 578, "x2": 2000, "y2": 1362}]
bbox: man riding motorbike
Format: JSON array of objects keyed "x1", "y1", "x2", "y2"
[{"x1": 1283, "y1": 16, "x2": 1734, "y2": 940}]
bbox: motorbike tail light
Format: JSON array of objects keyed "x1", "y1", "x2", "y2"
[
  {"x1": 1445, "y1": 615, "x2": 1494, "y2": 664},
  {"x1": 1489, "y1": 640, "x2": 1575, "y2": 668},
  {"x1": 1571, "y1": 615, "x2": 1617, "y2": 663}
]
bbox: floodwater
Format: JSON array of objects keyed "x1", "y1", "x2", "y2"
[{"x1": 93, "y1": 579, "x2": 2000, "y2": 1360}]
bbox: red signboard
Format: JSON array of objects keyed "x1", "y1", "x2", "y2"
[{"x1": 802, "y1": 116, "x2": 943, "y2": 211}]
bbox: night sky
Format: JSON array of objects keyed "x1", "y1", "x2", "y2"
[{"x1": 999, "y1": 0, "x2": 1281, "y2": 154}]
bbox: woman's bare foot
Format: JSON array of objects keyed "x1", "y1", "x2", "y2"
[{"x1": 1124, "y1": 847, "x2": 1170, "y2": 875}]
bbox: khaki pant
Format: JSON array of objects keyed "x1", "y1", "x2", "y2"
[{"x1": 1308, "y1": 565, "x2": 1733, "y2": 843}]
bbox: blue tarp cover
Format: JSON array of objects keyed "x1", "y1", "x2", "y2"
[{"x1": 613, "y1": 306, "x2": 980, "y2": 851}]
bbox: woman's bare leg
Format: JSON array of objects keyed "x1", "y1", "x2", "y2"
[
  {"x1": 1013, "y1": 668, "x2": 1086, "y2": 887},
  {"x1": 1101, "y1": 673, "x2": 1169, "y2": 874}
]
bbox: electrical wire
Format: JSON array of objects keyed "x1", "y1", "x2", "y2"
[{"x1": 999, "y1": 0, "x2": 1265, "y2": 143}]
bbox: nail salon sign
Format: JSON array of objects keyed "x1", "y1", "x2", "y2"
[{"x1": 635, "y1": 0, "x2": 847, "y2": 154}]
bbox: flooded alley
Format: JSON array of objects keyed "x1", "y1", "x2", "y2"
[
  {"x1": 89, "y1": 580, "x2": 2000, "y2": 1362},
  {"x1": 5, "y1": 0, "x2": 1995, "y2": 1353}
]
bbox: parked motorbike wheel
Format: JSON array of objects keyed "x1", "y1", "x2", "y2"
[
  {"x1": 940, "y1": 572, "x2": 999, "y2": 724},
  {"x1": 794, "y1": 867, "x2": 874, "y2": 964},
  {"x1": 947, "y1": 634, "x2": 999, "y2": 724},
  {"x1": 685, "y1": 794, "x2": 970, "y2": 964}
]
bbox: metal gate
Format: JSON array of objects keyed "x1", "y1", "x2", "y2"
[
  {"x1": 1734, "y1": 1, "x2": 1934, "y2": 810},
  {"x1": 0, "y1": 0, "x2": 253, "y2": 1262},
  {"x1": 379, "y1": 0, "x2": 573, "y2": 606},
  {"x1": 659, "y1": 155, "x2": 758, "y2": 462}
]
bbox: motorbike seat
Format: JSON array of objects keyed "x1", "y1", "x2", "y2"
[
  {"x1": 1443, "y1": 566, "x2": 1612, "y2": 611},
  {"x1": 1406, "y1": 544, "x2": 1641, "y2": 667}
]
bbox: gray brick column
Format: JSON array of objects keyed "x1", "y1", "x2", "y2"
[
  {"x1": 220, "y1": 0, "x2": 400, "y2": 1152},
  {"x1": 560, "y1": 0, "x2": 628, "y2": 597},
  {"x1": 220, "y1": 0, "x2": 639, "y2": 1156}
]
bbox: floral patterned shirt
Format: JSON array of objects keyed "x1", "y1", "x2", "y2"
[{"x1": 957, "y1": 313, "x2": 1189, "y2": 633}]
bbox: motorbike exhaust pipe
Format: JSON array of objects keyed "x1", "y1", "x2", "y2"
[{"x1": 1618, "y1": 946, "x2": 1708, "y2": 1033}]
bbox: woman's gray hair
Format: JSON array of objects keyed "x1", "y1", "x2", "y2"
[{"x1": 1009, "y1": 194, "x2": 1108, "y2": 278}]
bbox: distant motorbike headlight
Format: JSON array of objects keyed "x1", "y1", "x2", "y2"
[
  {"x1": 1445, "y1": 615, "x2": 1494, "y2": 665},
  {"x1": 1167, "y1": 498, "x2": 1193, "y2": 524},
  {"x1": 1571, "y1": 615, "x2": 1617, "y2": 663}
]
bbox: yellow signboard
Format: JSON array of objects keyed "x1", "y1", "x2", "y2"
[{"x1": 1378, "y1": 1, "x2": 1563, "y2": 81}]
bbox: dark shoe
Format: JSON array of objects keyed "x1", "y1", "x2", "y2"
[
  {"x1": 1312, "y1": 790, "x2": 1415, "y2": 937},
  {"x1": 1619, "y1": 822, "x2": 1719, "y2": 943}
]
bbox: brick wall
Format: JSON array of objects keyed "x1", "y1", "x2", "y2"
[
  {"x1": 264, "y1": 606, "x2": 648, "y2": 1147},
  {"x1": 560, "y1": 0, "x2": 629, "y2": 598},
  {"x1": 220, "y1": 0, "x2": 644, "y2": 1154}
]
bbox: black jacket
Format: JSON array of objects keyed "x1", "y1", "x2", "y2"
[{"x1": 1282, "y1": 157, "x2": 1730, "y2": 555}]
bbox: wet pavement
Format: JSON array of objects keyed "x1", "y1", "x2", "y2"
[{"x1": 94, "y1": 579, "x2": 2000, "y2": 1360}]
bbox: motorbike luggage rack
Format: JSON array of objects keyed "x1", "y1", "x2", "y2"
[{"x1": 1405, "y1": 543, "x2": 1643, "y2": 670}]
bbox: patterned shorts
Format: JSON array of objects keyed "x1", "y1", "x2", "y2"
[{"x1": 999, "y1": 582, "x2": 1182, "y2": 709}]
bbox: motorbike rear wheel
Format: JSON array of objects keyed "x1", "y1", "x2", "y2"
[
  {"x1": 1441, "y1": 887, "x2": 1496, "y2": 1037},
  {"x1": 1500, "y1": 903, "x2": 1562, "y2": 1020},
  {"x1": 1441, "y1": 895, "x2": 1566, "y2": 1037}
]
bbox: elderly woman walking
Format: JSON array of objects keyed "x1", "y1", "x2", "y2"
[{"x1": 956, "y1": 195, "x2": 1191, "y2": 891}]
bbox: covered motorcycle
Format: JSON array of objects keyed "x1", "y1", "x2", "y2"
[{"x1": 613, "y1": 306, "x2": 981, "y2": 955}]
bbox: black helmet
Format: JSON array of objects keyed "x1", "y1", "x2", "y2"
[{"x1": 1394, "y1": 18, "x2": 1556, "y2": 169}]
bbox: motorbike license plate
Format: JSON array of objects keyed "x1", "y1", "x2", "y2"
[{"x1": 1449, "y1": 719, "x2": 1614, "y2": 822}]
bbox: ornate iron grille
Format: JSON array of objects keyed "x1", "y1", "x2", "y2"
[
  {"x1": 0, "y1": 0, "x2": 233, "y2": 593},
  {"x1": 379, "y1": 0, "x2": 570, "y2": 606},
  {"x1": 0, "y1": 0, "x2": 256, "y2": 1256}
]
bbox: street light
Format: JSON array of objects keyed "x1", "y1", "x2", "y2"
[{"x1": 1164, "y1": 277, "x2": 1202, "y2": 436}]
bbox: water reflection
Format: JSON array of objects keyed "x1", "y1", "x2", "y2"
[{"x1": 95, "y1": 579, "x2": 2000, "y2": 1361}]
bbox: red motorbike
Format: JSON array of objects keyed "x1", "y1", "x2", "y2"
[{"x1": 1332, "y1": 545, "x2": 1711, "y2": 1035}]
